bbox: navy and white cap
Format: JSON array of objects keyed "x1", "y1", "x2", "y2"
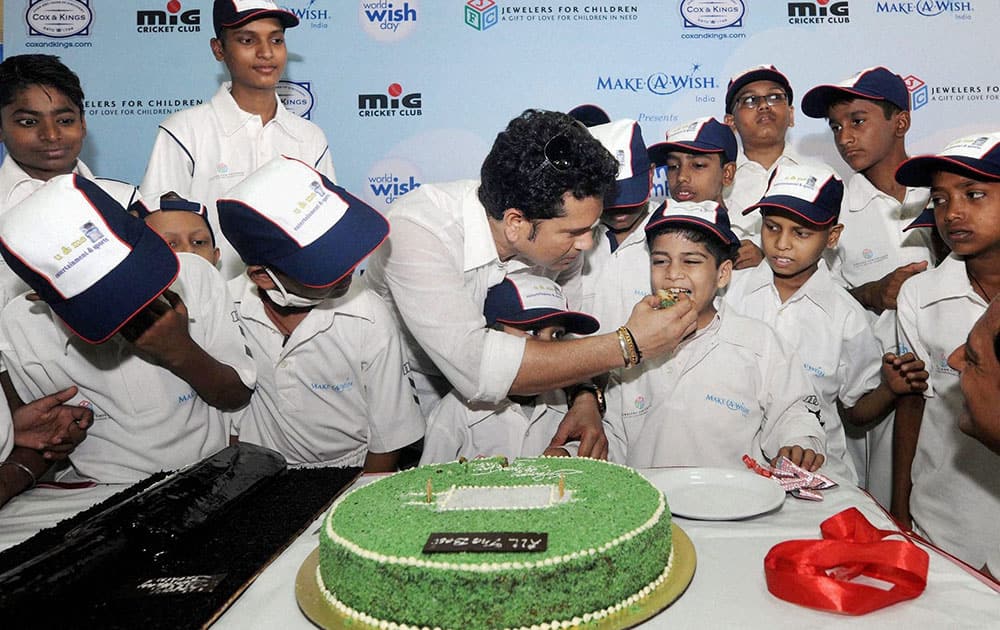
[
  {"x1": 743, "y1": 163, "x2": 844, "y2": 227},
  {"x1": 0, "y1": 174, "x2": 179, "y2": 344},
  {"x1": 484, "y1": 274, "x2": 599, "y2": 335},
  {"x1": 130, "y1": 193, "x2": 216, "y2": 246},
  {"x1": 587, "y1": 119, "x2": 651, "y2": 210},
  {"x1": 725, "y1": 65, "x2": 794, "y2": 114},
  {"x1": 213, "y1": 0, "x2": 299, "y2": 39},
  {"x1": 218, "y1": 156, "x2": 389, "y2": 287},
  {"x1": 567, "y1": 104, "x2": 612, "y2": 128},
  {"x1": 647, "y1": 117, "x2": 738, "y2": 166},
  {"x1": 802, "y1": 66, "x2": 910, "y2": 119},
  {"x1": 897, "y1": 132, "x2": 1000, "y2": 230},
  {"x1": 645, "y1": 199, "x2": 739, "y2": 247}
]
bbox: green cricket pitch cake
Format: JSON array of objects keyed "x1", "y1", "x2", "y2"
[{"x1": 317, "y1": 457, "x2": 673, "y2": 629}]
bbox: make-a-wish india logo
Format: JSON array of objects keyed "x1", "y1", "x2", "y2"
[{"x1": 597, "y1": 64, "x2": 719, "y2": 103}]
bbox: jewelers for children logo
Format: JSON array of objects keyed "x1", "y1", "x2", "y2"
[
  {"x1": 359, "y1": 0, "x2": 419, "y2": 42},
  {"x1": 903, "y1": 75, "x2": 929, "y2": 110},
  {"x1": 277, "y1": 81, "x2": 315, "y2": 119},
  {"x1": 26, "y1": 0, "x2": 93, "y2": 38},
  {"x1": 465, "y1": 1, "x2": 639, "y2": 31}
]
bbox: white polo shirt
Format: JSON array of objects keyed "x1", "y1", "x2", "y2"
[
  {"x1": 723, "y1": 147, "x2": 807, "y2": 240},
  {"x1": 607, "y1": 304, "x2": 826, "y2": 469},
  {"x1": 724, "y1": 261, "x2": 883, "y2": 484},
  {"x1": 828, "y1": 173, "x2": 934, "y2": 350},
  {"x1": 228, "y1": 277, "x2": 424, "y2": 467},
  {"x1": 140, "y1": 83, "x2": 337, "y2": 280},
  {"x1": 365, "y1": 180, "x2": 583, "y2": 405},
  {"x1": 0, "y1": 253, "x2": 256, "y2": 483},
  {"x1": 581, "y1": 213, "x2": 653, "y2": 335},
  {"x1": 419, "y1": 390, "x2": 573, "y2": 465},
  {"x1": 0, "y1": 158, "x2": 141, "y2": 307},
  {"x1": 896, "y1": 254, "x2": 999, "y2": 568}
]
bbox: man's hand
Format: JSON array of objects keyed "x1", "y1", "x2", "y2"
[
  {"x1": 548, "y1": 393, "x2": 608, "y2": 460},
  {"x1": 734, "y1": 240, "x2": 764, "y2": 270},
  {"x1": 856, "y1": 262, "x2": 928, "y2": 313},
  {"x1": 12, "y1": 386, "x2": 93, "y2": 460},
  {"x1": 882, "y1": 352, "x2": 929, "y2": 395},
  {"x1": 624, "y1": 295, "x2": 698, "y2": 362},
  {"x1": 773, "y1": 445, "x2": 825, "y2": 472},
  {"x1": 124, "y1": 289, "x2": 197, "y2": 369}
]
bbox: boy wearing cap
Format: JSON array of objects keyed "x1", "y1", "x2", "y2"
[
  {"x1": 0, "y1": 54, "x2": 141, "y2": 304},
  {"x1": 420, "y1": 274, "x2": 610, "y2": 465},
  {"x1": 605, "y1": 199, "x2": 827, "y2": 470},
  {"x1": 800, "y1": 66, "x2": 937, "y2": 503},
  {"x1": 648, "y1": 117, "x2": 736, "y2": 207},
  {"x1": 0, "y1": 175, "x2": 255, "y2": 484},
  {"x1": 725, "y1": 163, "x2": 929, "y2": 483},
  {"x1": 724, "y1": 65, "x2": 808, "y2": 270},
  {"x1": 141, "y1": 0, "x2": 336, "y2": 280},
  {"x1": 890, "y1": 132, "x2": 1000, "y2": 569},
  {"x1": 364, "y1": 109, "x2": 699, "y2": 460},
  {"x1": 580, "y1": 117, "x2": 655, "y2": 335},
  {"x1": 132, "y1": 192, "x2": 221, "y2": 266},
  {"x1": 218, "y1": 156, "x2": 423, "y2": 471}
]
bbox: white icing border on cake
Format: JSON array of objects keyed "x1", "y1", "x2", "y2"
[
  {"x1": 315, "y1": 544, "x2": 677, "y2": 630},
  {"x1": 324, "y1": 458, "x2": 665, "y2": 573}
]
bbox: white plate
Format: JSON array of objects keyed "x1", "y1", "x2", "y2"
[{"x1": 641, "y1": 467, "x2": 786, "y2": 520}]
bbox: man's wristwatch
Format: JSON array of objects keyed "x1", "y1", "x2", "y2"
[{"x1": 569, "y1": 383, "x2": 606, "y2": 417}]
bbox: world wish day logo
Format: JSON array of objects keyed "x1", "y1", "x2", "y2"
[
  {"x1": 365, "y1": 157, "x2": 423, "y2": 207},
  {"x1": 359, "y1": 0, "x2": 419, "y2": 41}
]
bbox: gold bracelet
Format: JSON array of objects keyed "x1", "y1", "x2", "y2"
[
  {"x1": 616, "y1": 327, "x2": 640, "y2": 367},
  {"x1": 1, "y1": 460, "x2": 37, "y2": 490},
  {"x1": 623, "y1": 326, "x2": 642, "y2": 364},
  {"x1": 616, "y1": 327, "x2": 631, "y2": 367}
]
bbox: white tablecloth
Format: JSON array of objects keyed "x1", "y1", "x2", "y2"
[{"x1": 1, "y1": 471, "x2": 996, "y2": 628}]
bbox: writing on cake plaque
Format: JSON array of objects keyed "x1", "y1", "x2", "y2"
[{"x1": 423, "y1": 532, "x2": 548, "y2": 554}]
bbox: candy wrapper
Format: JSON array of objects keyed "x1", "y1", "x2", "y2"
[{"x1": 743, "y1": 454, "x2": 837, "y2": 501}]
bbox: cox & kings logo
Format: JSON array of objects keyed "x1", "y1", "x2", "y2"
[
  {"x1": 358, "y1": 83, "x2": 422, "y2": 118},
  {"x1": 787, "y1": 1, "x2": 850, "y2": 24},
  {"x1": 136, "y1": 1, "x2": 201, "y2": 34},
  {"x1": 359, "y1": 0, "x2": 419, "y2": 42},
  {"x1": 277, "y1": 81, "x2": 315, "y2": 119},
  {"x1": 597, "y1": 64, "x2": 719, "y2": 99},
  {"x1": 26, "y1": 0, "x2": 93, "y2": 38},
  {"x1": 679, "y1": 0, "x2": 744, "y2": 29},
  {"x1": 465, "y1": 0, "x2": 499, "y2": 31}
]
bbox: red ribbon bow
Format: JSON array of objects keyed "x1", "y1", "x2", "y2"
[{"x1": 764, "y1": 507, "x2": 929, "y2": 615}]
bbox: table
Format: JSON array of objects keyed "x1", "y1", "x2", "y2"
[{"x1": 2, "y1": 471, "x2": 996, "y2": 628}]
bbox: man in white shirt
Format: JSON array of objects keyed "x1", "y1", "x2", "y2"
[{"x1": 365, "y1": 109, "x2": 700, "y2": 459}]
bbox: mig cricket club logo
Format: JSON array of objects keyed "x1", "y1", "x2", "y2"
[
  {"x1": 136, "y1": 1, "x2": 201, "y2": 35},
  {"x1": 26, "y1": 0, "x2": 93, "y2": 38},
  {"x1": 357, "y1": 83, "x2": 422, "y2": 118},
  {"x1": 787, "y1": 1, "x2": 850, "y2": 24},
  {"x1": 359, "y1": 0, "x2": 419, "y2": 42}
]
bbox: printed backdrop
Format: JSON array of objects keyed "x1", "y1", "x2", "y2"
[{"x1": 3, "y1": 1, "x2": 997, "y2": 212}]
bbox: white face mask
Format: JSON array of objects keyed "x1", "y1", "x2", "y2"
[{"x1": 263, "y1": 269, "x2": 325, "y2": 308}]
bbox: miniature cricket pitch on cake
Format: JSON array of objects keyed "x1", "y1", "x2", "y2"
[{"x1": 296, "y1": 457, "x2": 695, "y2": 629}]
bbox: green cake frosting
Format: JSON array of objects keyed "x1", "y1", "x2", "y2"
[{"x1": 318, "y1": 457, "x2": 672, "y2": 629}]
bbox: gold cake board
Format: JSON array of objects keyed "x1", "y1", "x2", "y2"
[{"x1": 296, "y1": 523, "x2": 696, "y2": 629}]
